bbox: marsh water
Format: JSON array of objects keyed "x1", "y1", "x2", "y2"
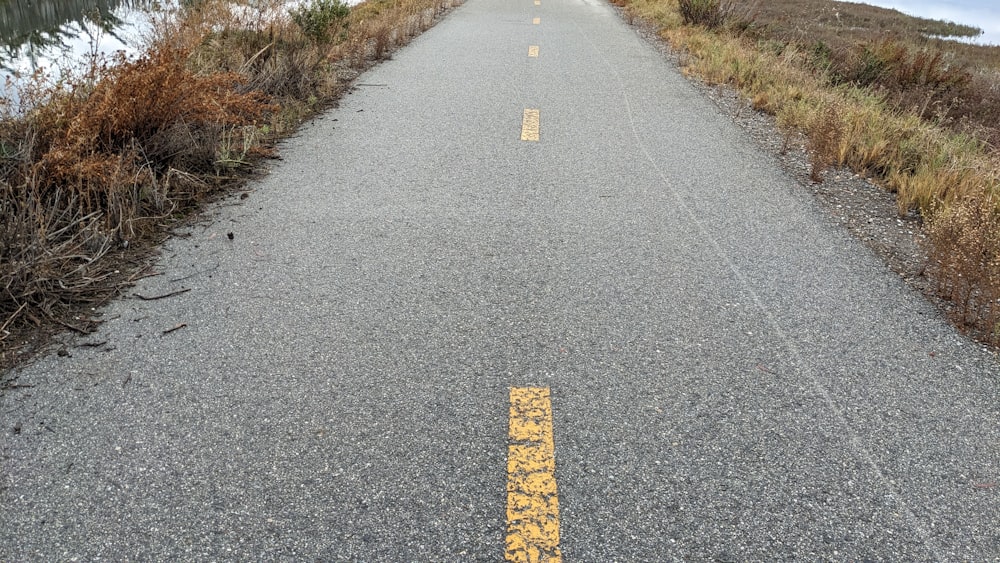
[
  {"x1": 847, "y1": 0, "x2": 1000, "y2": 45},
  {"x1": 0, "y1": 0, "x2": 157, "y2": 78}
]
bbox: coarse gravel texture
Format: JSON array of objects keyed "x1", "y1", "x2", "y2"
[{"x1": 2, "y1": 0, "x2": 999, "y2": 559}]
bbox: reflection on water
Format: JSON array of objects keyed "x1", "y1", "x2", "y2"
[
  {"x1": 0, "y1": 0, "x2": 154, "y2": 76},
  {"x1": 852, "y1": 0, "x2": 1000, "y2": 45}
]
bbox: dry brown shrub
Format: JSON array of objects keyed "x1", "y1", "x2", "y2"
[
  {"x1": 373, "y1": 22, "x2": 394, "y2": 60},
  {"x1": 677, "y1": 0, "x2": 755, "y2": 30},
  {"x1": 927, "y1": 187, "x2": 1000, "y2": 343},
  {"x1": 39, "y1": 47, "x2": 271, "y2": 179},
  {"x1": 806, "y1": 102, "x2": 844, "y2": 182},
  {"x1": 0, "y1": 181, "x2": 116, "y2": 333},
  {"x1": 678, "y1": 0, "x2": 724, "y2": 28}
]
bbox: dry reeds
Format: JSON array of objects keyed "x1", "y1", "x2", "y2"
[{"x1": 927, "y1": 184, "x2": 1000, "y2": 340}]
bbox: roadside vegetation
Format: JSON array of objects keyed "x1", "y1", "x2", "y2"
[
  {"x1": 617, "y1": 0, "x2": 1000, "y2": 345},
  {"x1": 0, "y1": 0, "x2": 461, "y2": 370},
  {"x1": 4, "y1": 0, "x2": 1000, "y2": 370}
]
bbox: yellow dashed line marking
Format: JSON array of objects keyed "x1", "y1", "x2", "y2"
[
  {"x1": 505, "y1": 387, "x2": 561, "y2": 563},
  {"x1": 533, "y1": 16, "x2": 540, "y2": 24},
  {"x1": 528, "y1": 45, "x2": 539, "y2": 57},
  {"x1": 534, "y1": 0, "x2": 540, "y2": 5},
  {"x1": 520, "y1": 109, "x2": 540, "y2": 142}
]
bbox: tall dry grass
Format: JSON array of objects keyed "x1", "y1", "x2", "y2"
[
  {"x1": 926, "y1": 191, "x2": 1000, "y2": 340},
  {"x1": 0, "y1": 0, "x2": 463, "y2": 367}
]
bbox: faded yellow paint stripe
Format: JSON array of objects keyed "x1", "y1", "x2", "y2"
[
  {"x1": 534, "y1": 0, "x2": 540, "y2": 5},
  {"x1": 506, "y1": 387, "x2": 561, "y2": 563},
  {"x1": 528, "y1": 45, "x2": 539, "y2": 57},
  {"x1": 532, "y1": 16, "x2": 540, "y2": 24},
  {"x1": 521, "y1": 109, "x2": 540, "y2": 142}
]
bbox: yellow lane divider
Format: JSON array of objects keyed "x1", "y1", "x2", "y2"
[
  {"x1": 534, "y1": 0, "x2": 540, "y2": 5},
  {"x1": 533, "y1": 16, "x2": 540, "y2": 24},
  {"x1": 505, "y1": 387, "x2": 562, "y2": 562},
  {"x1": 528, "y1": 45, "x2": 539, "y2": 57},
  {"x1": 520, "y1": 109, "x2": 540, "y2": 142}
]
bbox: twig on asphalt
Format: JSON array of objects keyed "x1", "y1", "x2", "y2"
[
  {"x1": 161, "y1": 323, "x2": 187, "y2": 335},
  {"x1": 135, "y1": 288, "x2": 191, "y2": 301}
]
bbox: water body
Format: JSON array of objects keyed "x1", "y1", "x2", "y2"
[
  {"x1": 0, "y1": 0, "x2": 360, "y2": 96},
  {"x1": 849, "y1": 0, "x2": 1000, "y2": 45},
  {"x1": 0, "y1": 0, "x2": 156, "y2": 77}
]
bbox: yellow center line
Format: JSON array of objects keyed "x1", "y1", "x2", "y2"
[
  {"x1": 520, "y1": 109, "x2": 540, "y2": 142},
  {"x1": 532, "y1": 16, "x2": 540, "y2": 24},
  {"x1": 534, "y1": 0, "x2": 540, "y2": 5},
  {"x1": 528, "y1": 45, "x2": 539, "y2": 57},
  {"x1": 506, "y1": 387, "x2": 562, "y2": 563}
]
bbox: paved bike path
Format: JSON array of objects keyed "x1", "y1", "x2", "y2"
[{"x1": 2, "y1": 0, "x2": 999, "y2": 559}]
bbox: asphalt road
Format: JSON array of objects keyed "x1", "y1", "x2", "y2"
[{"x1": 3, "y1": 0, "x2": 1000, "y2": 559}]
